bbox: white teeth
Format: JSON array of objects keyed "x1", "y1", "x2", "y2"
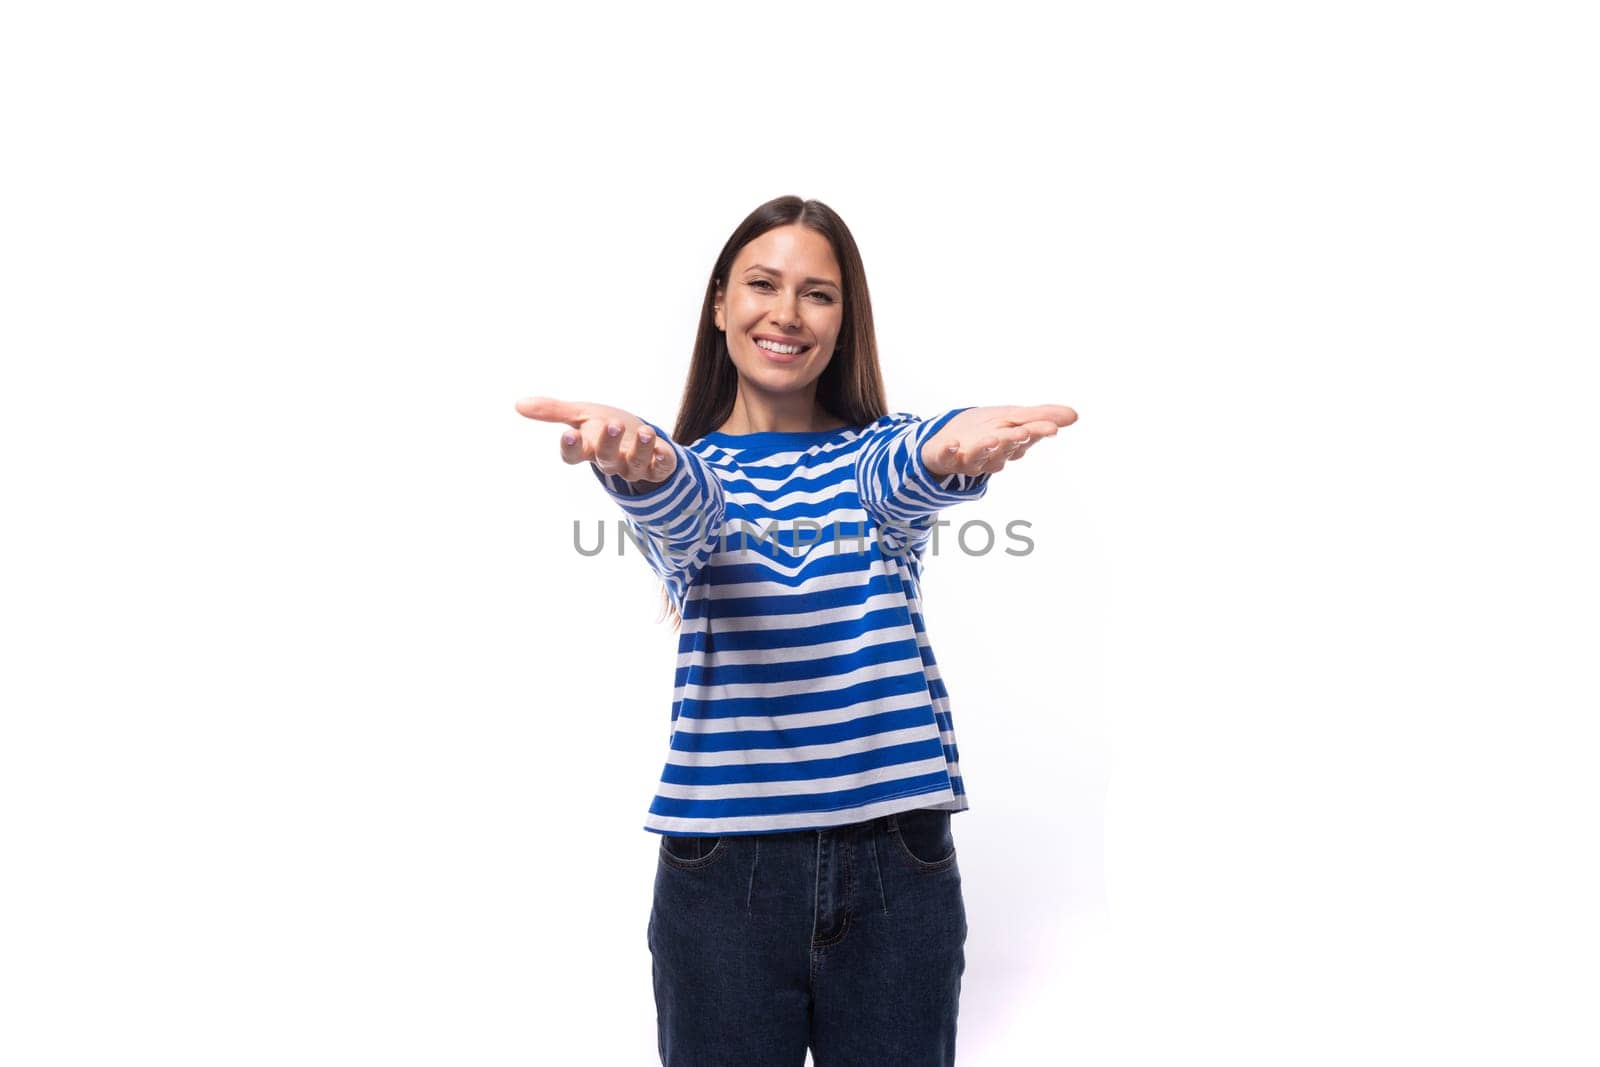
[{"x1": 755, "y1": 339, "x2": 804, "y2": 355}]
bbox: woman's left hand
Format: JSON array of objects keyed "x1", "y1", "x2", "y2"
[{"x1": 921, "y1": 405, "x2": 1078, "y2": 478}]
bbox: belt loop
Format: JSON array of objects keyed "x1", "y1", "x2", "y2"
[{"x1": 886, "y1": 812, "x2": 899, "y2": 832}]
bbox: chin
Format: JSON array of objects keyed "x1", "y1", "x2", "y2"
[{"x1": 751, "y1": 376, "x2": 820, "y2": 395}]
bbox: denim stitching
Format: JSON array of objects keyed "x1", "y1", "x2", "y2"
[
  {"x1": 812, "y1": 911, "x2": 852, "y2": 949},
  {"x1": 869, "y1": 831, "x2": 888, "y2": 914},
  {"x1": 658, "y1": 836, "x2": 730, "y2": 872},
  {"x1": 810, "y1": 830, "x2": 822, "y2": 942},
  {"x1": 746, "y1": 837, "x2": 759, "y2": 913},
  {"x1": 812, "y1": 828, "x2": 856, "y2": 949},
  {"x1": 889, "y1": 812, "x2": 958, "y2": 873}
]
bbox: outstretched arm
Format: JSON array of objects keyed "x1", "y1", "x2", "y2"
[
  {"x1": 516, "y1": 396, "x2": 725, "y2": 609},
  {"x1": 856, "y1": 403, "x2": 1078, "y2": 558},
  {"x1": 918, "y1": 403, "x2": 1078, "y2": 478}
]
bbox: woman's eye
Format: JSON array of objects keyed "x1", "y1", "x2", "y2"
[{"x1": 746, "y1": 279, "x2": 834, "y2": 303}]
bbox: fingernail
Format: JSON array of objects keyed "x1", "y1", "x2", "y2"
[
  {"x1": 561, "y1": 432, "x2": 577, "y2": 445},
  {"x1": 638, "y1": 430, "x2": 653, "y2": 443},
  {"x1": 607, "y1": 424, "x2": 621, "y2": 438}
]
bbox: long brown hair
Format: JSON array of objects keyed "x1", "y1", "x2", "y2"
[{"x1": 655, "y1": 195, "x2": 890, "y2": 629}]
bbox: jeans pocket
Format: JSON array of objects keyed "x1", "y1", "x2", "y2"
[
  {"x1": 658, "y1": 833, "x2": 728, "y2": 870},
  {"x1": 889, "y1": 808, "x2": 957, "y2": 871}
]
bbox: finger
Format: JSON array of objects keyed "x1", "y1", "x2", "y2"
[
  {"x1": 621, "y1": 425, "x2": 653, "y2": 480},
  {"x1": 558, "y1": 426, "x2": 591, "y2": 465},
  {"x1": 972, "y1": 432, "x2": 1025, "y2": 472},
  {"x1": 634, "y1": 426, "x2": 658, "y2": 479},
  {"x1": 987, "y1": 430, "x2": 1036, "y2": 473},
  {"x1": 646, "y1": 439, "x2": 676, "y2": 480},
  {"x1": 939, "y1": 440, "x2": 973, "y2": 475},
  {"x1": 982, "y1": 427, "x2": 1031, "y2": 467},
  {"x1": 960, "y1": 444, "x2": 998, "y2": 473},
  {"x1": 974, "y1": 444, "x2": 1009, "y2": 476},
  {"x1": 1012, "y1": 404, "x2": 1077, "y2": 429},
  {"x1": 594, "y1": 418, "x2": 625, "y2": 465},
  {"x1": 935, "y1": 433, "x2": 1019, "y2": 477},
  {"x1": 515, "y1": 395, "x2": 587, "y2": 425},
  {"x1": 953, "y1": 436, "x2": 1002, "y2": 476},
  {"x1": 636, "y1": 428, "x2": 677, "y2": 481}
]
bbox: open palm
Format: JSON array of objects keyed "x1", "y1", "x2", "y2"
[
  {"x1": 515, "y1": 395, "x2": 677, "y2": 487},
  {"x1": 921, "y1": 404, "x2": 1078, "y2": 478}
]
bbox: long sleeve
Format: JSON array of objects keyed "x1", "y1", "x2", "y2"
[
  {"x1": 854, "y1": 408, "x2": 990, "y2": 561},
  {"x1": 588, "y1": 420, "x2": 725, "y2": 612}
]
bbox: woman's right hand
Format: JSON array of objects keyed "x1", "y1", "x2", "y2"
[{"x1": 515, "y1": 396, "x2": 678, "y2": 488}]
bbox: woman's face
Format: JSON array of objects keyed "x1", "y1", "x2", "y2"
[{"x1": 714, "y1": 224, "x2": 845, "y2": 400}]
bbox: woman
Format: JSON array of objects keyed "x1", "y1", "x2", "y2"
[{"x1": 517, "y1": 195, "x2": 1076, "y2": 1065}]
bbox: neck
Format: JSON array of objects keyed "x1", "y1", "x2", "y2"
[{"x1": 718, "y1": 386, "x2": 844, "y2": 434}]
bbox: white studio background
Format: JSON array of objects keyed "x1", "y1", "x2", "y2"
[{"x1": 2, "y1": 2, "x2": 1595, "y2": 1065}]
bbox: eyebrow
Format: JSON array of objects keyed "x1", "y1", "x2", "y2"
[{"x1": 745, "y1": 264, "x2": 842, "y2": 290}]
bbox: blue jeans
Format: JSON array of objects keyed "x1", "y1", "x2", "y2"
[{"x1": 647, "y1": 808, "x2": 967, "y2": 1065}]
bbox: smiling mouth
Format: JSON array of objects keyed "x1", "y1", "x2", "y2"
[{"x1": 754, "y1": 337, "x2": 810, "y2": 361}]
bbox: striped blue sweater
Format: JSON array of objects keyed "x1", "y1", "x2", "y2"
[{"x1": 591, "y1": 408, "x2": 989, "y2": 836}]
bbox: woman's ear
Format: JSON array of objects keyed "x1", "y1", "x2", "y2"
[{"x1": 712, "y1": 289, "x2": 725, "y2": 332}]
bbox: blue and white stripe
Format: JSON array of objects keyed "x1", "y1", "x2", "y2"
[{"x1": 593, "y1": 408, "x2": 989, "y2": 836}]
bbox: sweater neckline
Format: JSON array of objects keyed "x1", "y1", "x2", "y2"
[{"x1": 699, "y1": 425, "x2": 859, "y2": 449}]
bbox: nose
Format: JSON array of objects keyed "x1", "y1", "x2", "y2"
[{"x1": 773, "y1": 291, "x2": 803, "y2": 329}]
